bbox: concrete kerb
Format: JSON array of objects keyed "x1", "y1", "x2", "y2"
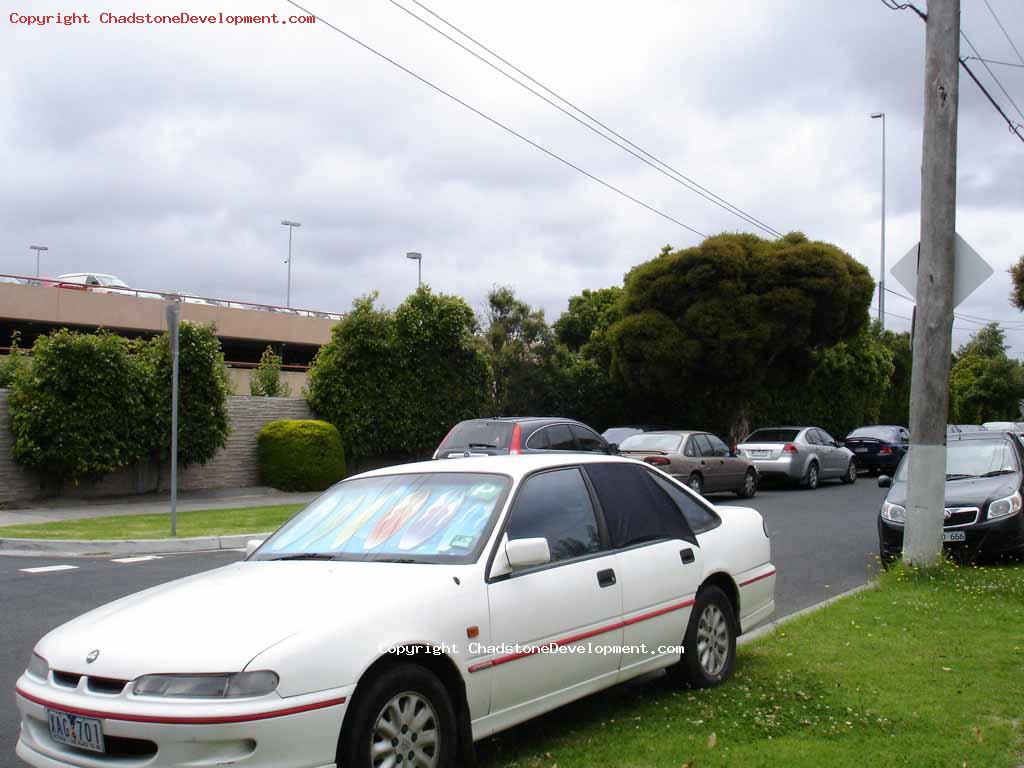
[
  {"x1": 738, "y1": 580, "x2": 879, "y2": 646},
  {"x1": 0, "y1": 532, "x2": 273, "y2": 557}
]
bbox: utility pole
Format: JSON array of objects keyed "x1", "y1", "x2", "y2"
[
  {"x1": 281, "y1": 219, "x2": 301, "y2": 307},
  {"x1": 165, "y1": 301, "x2": 181, "y2": 537},
  {"x1": 904, "y1": 0, "x2": 960, "y2": 567},
  {"x1": 870, "y1": 112, "x2": 887, "y2": 327}
]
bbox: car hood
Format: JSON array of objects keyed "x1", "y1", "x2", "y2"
[
  {"x1": 887, "y1": 474, "x2": 1018, "y2": 509},
  {"x1": 34, "y1": 560, "x2": 458, "y2": 682}
]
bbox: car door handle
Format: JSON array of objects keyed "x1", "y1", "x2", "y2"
[
  {"x1": 596, "y1": 568, "x2": 616, "y2": 588},
  {"x1": 680, "y1": 548, "x2": 695, "y2": 565}
]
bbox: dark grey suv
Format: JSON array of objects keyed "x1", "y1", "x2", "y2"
[{"x1": 433, "y1": 417, "x2": 612, "y2": 459}]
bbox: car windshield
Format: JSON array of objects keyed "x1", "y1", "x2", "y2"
[
  {"x1": 847, "y1": 427, "x2": 898, "y2": 441},
  {"x1": 619, "y1": 434, "x2": 683, "y2": 452},
  {"x1": 254, "y1": 472, "x2": 510, "y2": 563},
  {"x1": 98, "y1": 276, "x2": 130, "y2": 288},
  {"x1": 744, "y1": 428, "x2": 800, "y2": 443},
  {"x1": 602, "y1": 427, "x2": 646, "y2": 444},
  {"x1": 438, "y1": 421, "x2": 514, "y2": 452},
  {"x1": 895, "y1": 440, "x2": 1020, "y2": 482}
]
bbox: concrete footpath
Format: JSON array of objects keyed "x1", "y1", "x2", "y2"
[{"x1": 0, "y1": 486, "x2": 319, "y2": 557}]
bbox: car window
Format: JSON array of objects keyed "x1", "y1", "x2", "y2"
[
  {"x1": 745, "y1": 428, "x2": 800, "y2": 443},
  {"x1": 816, "y1": 429, "x2": 835, "y2": 446},
  {"x1": 693, "y1": 434, "x2": 713, "y2": 457},
  {"x1": 803, "y1": 429, "x2": 820, "y2": 445},
  {"x1": 505, "y1": 468, "x2": 602, "y2": 563},
  {"x1": 683, "y1": 436, "x2": 700, "y2": 457},
  {"x1": 545, "y1": 424, "x2": 576, "y2": 451},
  {"x1": 571, "y1": 425, "x2": 607, "y2": 453},
  {"x1": 621, "y1": 433, "x2": 684, "y2": 453},
  {"x1": 848, "y1": 426, "x2": 899, "y2": 441},
  {"x1": 706, "y1": 434, "x2": 730, "y2": 457},
  {"x1": 526, "y1": 427, "x2": 550, "y2": 450},
  {"x1": 438, "y1": 421, "x2": 514, "y2": 453},
  {"x1": 649, "y1": 473, "x2": 721, "y2": 535},
  {"x1": 583, "y1": 464, "x2": 696, "y2": 547},
  {"x1": 899, "y1": 429, "x2": 910, "y2": 443}
]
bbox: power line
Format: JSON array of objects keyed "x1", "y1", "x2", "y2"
[
  {"x1": 281, "y1": 0, "x2": 707, "y2": 239},
  {"x1": 961, "y1": 31, "x2": 1024, "y2": 125},
  {"x1": 386, "y1": 0, "x2": 785, "y2": 239},
  {"x1": 981, "y1": 0, "x2": 1024, "y2": 68},
  {"x1": 882, "y1": 286, "x2": 1024, "y2": 329},
  {"x1": 880, "y1": 0, "x2": 1024, "y2": 143},
  {"x1": 965, "y1": 55, "x2": 1024, "y2": 69}
]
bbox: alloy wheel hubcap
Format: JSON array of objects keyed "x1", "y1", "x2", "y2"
[
  {"x1": 696, "y1": 604, "x2": 729, "y2": 677},
  {"x1": 371, "y1": 691, "x2": 439, "y2": 768}
]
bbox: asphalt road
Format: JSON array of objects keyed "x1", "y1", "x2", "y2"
[{"x1": 0, "y1": 476, "x2": 887, "y2": 765}]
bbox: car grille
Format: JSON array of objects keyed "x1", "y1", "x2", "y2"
[
  {"x1": 943, "y1": 507, "x2": 979, "y2": 528},
  {"x1": 51, "y1": 671, "x2": 129, "y2": 695}
]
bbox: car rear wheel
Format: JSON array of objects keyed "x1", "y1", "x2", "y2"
[
  {"x1": 668, "y1": 585, "x2": 737, "y2": 689},
  {"x1": 801, "y1": 461, "x2": 820, "y2": 490},
  {"x1": 841, "y1": 460, "x2": 857, "y2": 484},
  {"x1": 735, "y1": 469, "x2": 757, "y2": 499},
  {"x1": 338, "y1": 664, "x2": 456, "y2": 768},
  {"x1": 687, "y1": 472, "x2": 704, "y2": 495}
]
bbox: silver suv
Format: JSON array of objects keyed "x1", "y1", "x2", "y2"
[{"x1": 737, "y1": 426, "x2": 857, "y2": 489}]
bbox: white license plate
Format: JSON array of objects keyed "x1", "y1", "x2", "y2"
[
  {"x1": 47, "y1": 709, "x2": 105, "y2": 754},
  {"x1": 749, "y1": 450, "x2": 769, "y2": 458},
  {"x1": 854, "y1": 447, "x2": 869, "y2": 453},
  {"x1": 943, "y1": 531, "x2": 966, "y2": 543}
]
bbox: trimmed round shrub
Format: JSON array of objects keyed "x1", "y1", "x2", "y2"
[{"x1": 257, "y1": 420, "x2": 346, "y2": 491}]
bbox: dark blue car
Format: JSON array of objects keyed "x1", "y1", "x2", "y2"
[{"x1": 844, "y1": 425, "x2": 909, "y2": 475}]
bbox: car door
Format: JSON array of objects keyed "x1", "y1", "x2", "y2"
[
  {"x1": 692, "y1": 434, "x2": 724, "y2": 492},
  {"x1": 815, "y1": 429, "x2": 842, "y2": 476},
  {"x1": 485, "y1": 467, "x2": 622, "y2": 718},
  {"x1": 706, "y1": 433, "x2": 743, "y2": 489},
  {"x1": 582, "y1": 463, "x2": 703, "y2": 678}
]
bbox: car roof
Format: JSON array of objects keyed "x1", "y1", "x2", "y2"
[
  {"x1": 747, "y1": 426, "x2": 808, "y2": 432},
  {"x1": 353, "y1": 453, "x2": 641, "y2": 482},
  {"x1": 57, "y1": 272, "x2": 119, "y2": 279},
  {"x1": 626, "y1": 430, "x2": 700, "y2": 437},
  {"x1": 460, "y1": 416, "x2": 587, "y2": 426},
  {"x1": 950, "y1": 430, "x2": 1017, "y2": 441}
]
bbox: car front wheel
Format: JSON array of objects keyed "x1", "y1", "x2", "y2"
[
  {"x1": 338, "y1": 664, "x2": 456, "y2": 768},
  {"x1": 668, "y1": 584, "x2": 737, "y2": 689}
]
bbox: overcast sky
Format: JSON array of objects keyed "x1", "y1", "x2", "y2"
[{"x1": 3, "y1": 0, "x2": 1023, "y2": 353}]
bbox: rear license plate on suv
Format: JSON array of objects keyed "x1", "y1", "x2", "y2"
[
  {"x1": 47, "y1": 709, "x2": 105, "y2": 753},
  {"x1": 943, "y1": 531, "x2": 967, "y2": 543}
]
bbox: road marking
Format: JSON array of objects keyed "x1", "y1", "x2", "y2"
[
  {"x1": 19, "y1": 565, "x2": 79, "y2": 574},
  {"x1": 110, "y1": 556, "x2": 163, "y2": 564}
]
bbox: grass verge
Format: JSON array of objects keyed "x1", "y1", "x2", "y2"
[
  {"x1": 477, "y1": 562, "x2": 1024, "y2": 767},
  {"x1": 0, "y1": 504, "x2": 303, "y2": 539}
]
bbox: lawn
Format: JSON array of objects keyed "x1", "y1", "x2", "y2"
[
  {"x1": 0, "y1": 504, "x2": 304, "y2": 539},
  {"x1": 476, "y1": 562, "x2": 1024, "y2": 768}
]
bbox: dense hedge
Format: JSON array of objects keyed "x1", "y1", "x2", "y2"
[
  {"x1": 8, "y1": 324, "x2": 230, "y2": 483},
  {"x1": 257, "y1": 419, "x2": 346, "y2": 491}
]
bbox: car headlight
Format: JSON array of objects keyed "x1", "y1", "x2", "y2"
[
  {"x1": 881, "y1": 501, "x2": 906, "y2": 523},
  {"x1": 26, "y1": 653, "x2": 49, "y2": 682},
  {"x1": 988, "y1": 491, "x2": 1022, "y2": 520},
  {"x1": 133, "y1": 671, "x2": 279, "y2": 698}
]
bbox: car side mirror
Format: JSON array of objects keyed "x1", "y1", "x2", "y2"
[
  {"x1": 877, "y1": 475, "x2": 892, "y2": 488},
  {"x1": 506, "y1": 537, "x2": 551, "y2": 569},
  {"x1": 244, "y1": 539, "x2": 265, "y2": 559},
  {"x1": 607, "y1": 443, "x2": 619, "y2": 455}
]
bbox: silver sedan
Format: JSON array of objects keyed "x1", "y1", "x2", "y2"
[{"x1": 736, "y1": 427, "x2": 857, "y2": 489}]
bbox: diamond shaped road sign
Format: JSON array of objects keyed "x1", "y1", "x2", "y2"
[{"x1": 891, "y1": 233, "x2": 994, "y2": 308}]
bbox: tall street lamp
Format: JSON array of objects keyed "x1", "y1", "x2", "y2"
[
  {"x1": 281, "y1": 220, "x2": 301, "y2": 307},
  {"x1": 871, "y1": 112, "x2": 886, "y2": 328},
  {"x1": 406, "y1": 251, "x2": 422, "y2": 288},
  {"x1": 29, "y1": 245, "x2": 48, "y2": 278}
]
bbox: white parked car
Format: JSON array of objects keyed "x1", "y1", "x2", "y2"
[
  {"x1": 14, "y1": 454, "x2": 775, "y2": 768},
  {"x1": 56, "y1": 273, "x2": 163, "y2": 300}
]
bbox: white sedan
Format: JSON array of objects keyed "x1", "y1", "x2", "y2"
[{"x1": 14, "y1": 454, "x2": 775, "y2": 768}]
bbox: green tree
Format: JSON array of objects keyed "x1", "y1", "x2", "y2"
[
  {"x1": 875, "y1": 324, "x2": 912, "y2": 426},
  {"x1": 950, "y1": 355, "x2": 1023, "y2": 423},
  {"x1": 142, "y1": 322, "x2": 231, "y2": 467},
  {"x1": 307, "y1": 288, "x2": 491, "y2": 458},
  {"x1": 1009, "y1": 254, "x2": 1024, "y2": 311},
  {"x1": 955, "y1": 322, "x2": 1006, "y2": 360},
  {"x1": 250, "y1": 346, "x2": 291, "y2": 397},
  {"x1": 608, "y1": 232, "x2": 876, "y2": 440},
  {"x1": 9, "y1": 330, "x2": 150, "y2": 482},
  {"x1": 484, "y1": 286, "x2": 554, "y2": 416},
  {"x1": 553, "y1": 287, "x2": 623, "y2": 352},
  {"x1": 0, "y1": 331, "x2": 29, "y2": 388}
]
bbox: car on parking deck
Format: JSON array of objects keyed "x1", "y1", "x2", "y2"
[
  {"x1": 843, "y1": 425, "x2": 909, "y2": 475},
  {"x1": 14, "y1": 454, "x2": 775, "y2": 768},
  {"x1": 617, "y1": 430, "x2": 758, "y2": 498},
  {"x1": 433, "y1": 417, "x2": 612, "y2": 459},
  {"x1": 878, "y1": 430, "x2": 1024, "y2": 563},
  {"x1": 737, "y1": 426, "x2": 857, "y2": 489}
]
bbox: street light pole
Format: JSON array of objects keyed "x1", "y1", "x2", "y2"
[
  {"x1": 871, "y1": 112, "x2": 886, "y2": 328},
  {"x1": 29, "y1": 245, "x2": 48, "y2": 278},
  {"x1": 280, "y1": 220, "x2": 301, "y2": 307},
  {"x1": 406, "y1": 251, "x2": 422, "y2": 288}
]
